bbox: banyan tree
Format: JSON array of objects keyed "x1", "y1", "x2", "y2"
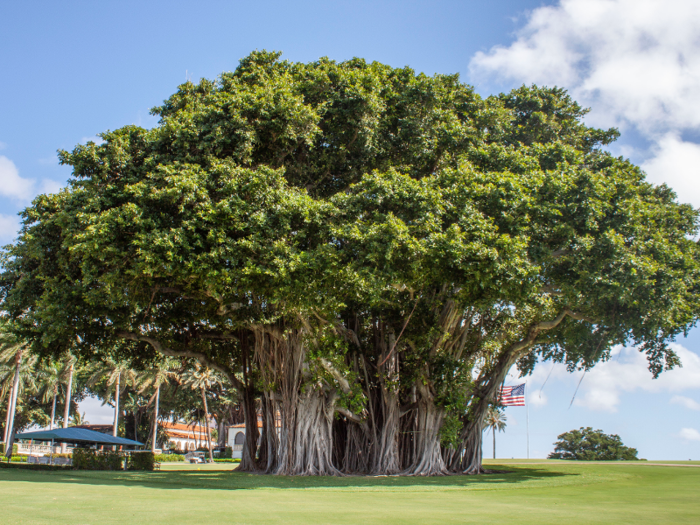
[{"x1": 2, "y1": 51, "x2": 699, "y2": 476}]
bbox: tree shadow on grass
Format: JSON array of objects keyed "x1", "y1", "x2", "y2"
[{"x1": 0, "y1": 465, "x2": 571, "y2": 492}]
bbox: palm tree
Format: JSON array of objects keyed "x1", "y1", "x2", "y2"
[
  {"x1": 59, "y1": 354, "x2": 77, "y2": 453},
  {"x1": 182, "y1": 365, "x2": 222, "y2": 462},
  {"x1": 1, "y1": 330, "x2": 37, "y2": 448},
  {"x1": 71, "y1": 411, "x2": 89, "y2": 426},
  {"x1": 36, "y1": 360, "x2": 64, "y2": 430},
  {"x1": 88, "y1": 359, "x2": 138, "y2": 438},
  {"x1": 484, "y1": 406, "x2": 507, "y2": 460},
  {"x1": 138, "y1": 360, "x2": 177, "y2": 453}
]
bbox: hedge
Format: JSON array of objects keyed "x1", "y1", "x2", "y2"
[
  {"x1": 0, "y1": 462, "x2": 67, "y2": 471},
  {"x1": 155, "y1": 453, "x2": 185, "y2": 462},
  {"x1": 127, "y1": 452, "x2": 155, "y2": 471},
  {"x1": 72, "y1": 448, "x2": 123, "y2": 470},
  {"x1": 0, "y1": 443, "x2": 18, "y2": 455},
  {"x1": 213, "y1": 458, "x2": 241, "y2": 463}
]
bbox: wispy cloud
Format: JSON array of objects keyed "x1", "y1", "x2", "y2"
[
  {"x1": 80, "y1": 136, "x2": 104, "y2": 145},
  {"x1": 37, "y1": 156, "x2": 58, "y2": 166},
  {"x1": 469, "y1": 0, "x2": 700, "y2": 206},
  {"x1": 528, "y1": 390, "x2": 548, "y2": 408},
  {"x1": 0, "y1": 155, "x2": 34, "y2": 201},
  {"x1": 516, "y1": 343, "x2": 700, "y2": 413},
  {"x1": 671, "y1": 395, "x2": 700, "y2": 411},
  {"x1": 40, "y1": 179, "x2": 64, "y2": 195},
  {"x1": 679, "y1": 428, "x2": 700, "y2": 441},
  {"x1": 0, "y1": 155, "x2": 65, "y2": 205},
  {"x1": 0, "y1": 214, "x2": 21, "y2": 244}
]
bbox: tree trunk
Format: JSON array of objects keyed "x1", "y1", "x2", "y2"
[
  {"x1": 258, "y1": 391, "x2": 278, "y2": 473},
  {"x1": 493, "y1": 428, "x2": 496, "y2": 460},
  {"x1": 238, "y1": 329, "x2": 261, "y2": 472},
  {"x1": 50, "y1": 389, "x2": 57, "y2": 430},
  {"x1": 448, "y1": 351, "x2": 514, "y2": 474},
  {"x1": 3, "y1": 349, "x2": 22, "y2": 446},
  {"x1": 2, "y1": 385, "x2": 12, "y2": 443},
  {"x1": 112, "y1": 372, "x2": 120, "y2": 436},
  {"x1": 287, "y1": 387, "x2": 341, "y2": 476},
  {"x1": 134, "y1": 410, "x2": 139, "y2": 442},
  {"x1": 371, "y1": 324, "x2": 402, "y2": 475},
  {"x1": 61, "y1": 362, "x2": 73, "y2": 453},
  {"x1": 239, "y1": 383, "x2": 260, "y2": 471},
  {"x1": 401, "y1": 380, "x2": 448, "y2": 476},
  {"x1": 201, "y1": 387, "x2": 214, "y2": 463},
  {"x1": 151, "y1": 384, "x2": 160, "y2": 454}
]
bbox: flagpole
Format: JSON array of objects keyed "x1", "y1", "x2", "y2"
[{"x1": 525, "y1": 383, "x2": 530, "y2": 460}]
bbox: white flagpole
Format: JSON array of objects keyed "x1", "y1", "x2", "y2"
[{"x1": 525, "y1": 382, "x2": 530, "y2": 460}]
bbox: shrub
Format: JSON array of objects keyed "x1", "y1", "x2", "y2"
[
  {"x1": 213, "y1": 458, "x2": 241, "y2": 463},
  {"x1": 0, "y1": 443, "x2": 18, "y2": 455},
  {"x1": 221, "y1": 447, "x2": 233, "y2": 459},
  {"x1": 72, "y1": 448, "x2": 124, "y2": 470},
  {"x1": 128, "y1": 452, "x2": 155, "y2": 471},
  {"x1": 154, "y1": 453, "x2": 185, "y2": 462},
  {"x1": 0, "y1": 462, "x2": 67, "y2": 471}
]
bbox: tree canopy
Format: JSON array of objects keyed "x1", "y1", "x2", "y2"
[
  {"x1": 548, "y1": 427, "x2": 639, "y2": 461},
  {"x1": 1, "y1": 51, "x2": 698, "y2": 475}
]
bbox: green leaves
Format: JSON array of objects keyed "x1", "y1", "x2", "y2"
[
  {"x1": 548, "y1": 427, "x2": 639, "y2": 461},
  {"x1": 1, "y1": 54, "x2": 699, "y2": 467}
]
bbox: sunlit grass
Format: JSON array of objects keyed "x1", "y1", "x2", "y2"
[{"x1": 1, "y1": 461, "x2": 699, "y2": 524}]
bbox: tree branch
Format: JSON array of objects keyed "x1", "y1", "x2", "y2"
[
  {"x1": 116, "y1": 330, "x2": 243, "y2": 391},
  {"x1": 318, "y1": 358, "x2": 352, "y2": 395},
  {"x1": 335, "y1": 406, "x2": 364, "y2": 424}
]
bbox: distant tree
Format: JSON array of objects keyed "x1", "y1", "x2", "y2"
[
  {"x1": 71, "y1": 411, "x2": 89, "y2": 426},
  {"x1": 548, "y1": 427, "x2": 639, "y2": 460},
  {"x1": 182, "y1": 365, "x2": 223, "y2": 463},
  {"x1": 138, "y1": 359, "x2": 178, "y2": 453},
  {"x1": 483, "y1": 407, "x2": 507, "y2": 459},
  {"x1": 87, "y1": 358, "x2": 138, "y2": 437}
]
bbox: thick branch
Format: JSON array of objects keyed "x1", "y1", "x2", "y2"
[
  {"x1": 318, "y1": 358, "x2": 352, "y2": 395},
  {"x1": 116, "y1": 330, "x2": 244, "y2": 391},
  {"x1": 335, "y1": 406, "x2": 364, "y2": 425}
]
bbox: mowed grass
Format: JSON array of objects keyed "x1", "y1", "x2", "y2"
[{"x1": 1, "y1": 460, "x2": 699, "y2": 524}]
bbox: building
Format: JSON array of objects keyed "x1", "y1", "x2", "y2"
[
  {"x1": 225, "y1": 421, "x2": 261, "y2": 458},
  {"x1": 162, "y1": 421, "x2": 213, "y2": 452},
  {"x1": 225, "y1": 416, "x2": 282, "y2": 459}
]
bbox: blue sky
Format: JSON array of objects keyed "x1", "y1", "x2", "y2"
[{"x1": 2, "y1": 0, "x2": 700, "y2": 459}]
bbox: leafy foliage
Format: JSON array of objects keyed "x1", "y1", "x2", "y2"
[
  {"x1": 127, "y1": 451, "x2": 155, "y2": 471},
  {"x1": 72, "y1": 448, "x2": 124, "y2": 470},
  {"x1": 1, "y1": 51, "x2": 698, "y2": 475},
  {"x1": 548, "y1": 427, "x2": 639, "y2": 461}
]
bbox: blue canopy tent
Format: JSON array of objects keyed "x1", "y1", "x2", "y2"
[{"x1": 15, "y1": 428, "x2": 143, "y2": 450}]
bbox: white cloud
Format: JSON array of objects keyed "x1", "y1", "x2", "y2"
[
  {"x1": 81, "y1": 136, "x2": 104, "y2": 145},
  {"x1": 40, "y1": 179, "x2": 63, "y2": 195},
  {"x1": 520, "y1": 343, "x2": 700, "y2": 412},
  {"x1": 37, "y1": 156, "x2": 57, "y2": 166},
  {"x1": 0, "y1": 214, "x2": 20, "y2": 244},
  {"x1": 0, "y1": 156, "x2": 34, "y2": 201},
  {"x1": 671, "y1": 395, "x2": 700, "y2": 411},
  {"x1": 529, "y1": 390, "x2": 548, "y2": 407},
  {"x1": 640, "y1": 134, "x2": 700, "y2": 206},
  {"x1": 679, "y1": 428, "x2": 700, "y2": 441},
  {"x1": 470, "y1": 0, "x2": 700, "y2": 207},
  {"x1": 0, "y1": 156, "x2": 65, "y2": 204}
]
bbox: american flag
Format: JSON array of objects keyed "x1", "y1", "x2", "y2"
[{"x1": 499, "y1": 383, "x2": 526, "y2": 406}]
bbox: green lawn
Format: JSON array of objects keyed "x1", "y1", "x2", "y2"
[{"x1": 1, "y1": 460, "x2": 698, "y2": 524}]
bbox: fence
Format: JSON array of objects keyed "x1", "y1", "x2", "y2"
[{"x1": 17, "y1": 443, "x2": 74, "y2": 455}]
